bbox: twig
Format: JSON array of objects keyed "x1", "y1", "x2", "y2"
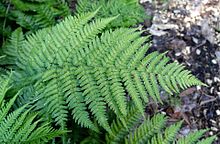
[{"x1": 200, "y1": 97, "x2": 217, "y2": 106}]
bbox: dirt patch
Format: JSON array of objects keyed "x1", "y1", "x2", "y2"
[{"x1": 141, "y1": 0, "x2": 220, "y2": 142}]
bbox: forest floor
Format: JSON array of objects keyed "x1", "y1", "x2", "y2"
[{"x1": 139, "y1": 0, "x2": 220, "y2": 143}]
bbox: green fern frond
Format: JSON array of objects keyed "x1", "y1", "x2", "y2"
[
  {"x1": 176, "y1": 129, "x2": 208, "y2": 144},
  {"x1": 106, "y1": 105, "x2": 144, "y2": 143},
  {"x1": 163, "y1": 121, "x2": 182, "y2": 143},
  {"x1": 0, "y1": 90, "x2": 18, "y2": 123},
  {"x1": 76, "y1": 0, "x2": 147, "y2": 28},
  {"x1": 197, "y1": 136, "x2": 216, "y2": 144},
  {"x1": 0, "y1": 73, "x2": 12, "y2": 105},
  {"x1": 11, "y1": 11, "x2": 204, "y2": 133},
  {"x1": 0, "y1": 0, "x2": 70, "y2": 33},
  {"x1": 108, "y1": 111, "x2": 214, "y2": 144},
  {"x1": 0, "y1": 74, "x2": 66, "y2": 143},
  {"x1": 124, "y1": 113, "x2": 166, "y2": 144},
  {"x1": 0, "y1": 28, "x2": 24, "y2": 66}
]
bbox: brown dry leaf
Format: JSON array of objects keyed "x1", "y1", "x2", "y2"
[{"x1": 179, "y1": 87, "x2": 197, "y2": 97}]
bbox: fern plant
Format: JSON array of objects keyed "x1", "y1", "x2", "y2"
[
  {"x1": 109, "y1": 107, "x2": 216, "y2": 144},
  {"x1": 76, "y1": 0, "x2": 147, "y2": 28},
  {"x1": 0, "y1": 27, "x2": 24, "y2": 67},
  {"x1": 3, "y1": 10, "x2": 204, "y2": 136},
  {"x1": 0, "y1": 73, "x2": 66, "y2": 143},
  {"x1": 0, "y1": 0, "x2": 70, "y2": 43},
  {"x1": 79, "y1": 106, "x2": 216, "y2": 144}
]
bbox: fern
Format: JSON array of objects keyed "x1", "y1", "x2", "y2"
[
  {"x1": 105, "y1": 109, "x2": 216, "y2": 144},
  {"x1": 0, "y1": 0, "x2": 70, "y2": 43},
  {"x1": 0, "y1": 28, "x2": 24, "y2": 67},
  {"x1": 76, "y1": 0, "x2": 148, "y2": 28},
  {"x1": 197, "y1": 137, "x2": 217, "y2": 144},
  {"x1": 0, "y1": 73, "x2": 66, "y2": 143},
  {"x1": 176, "y1": 129, "x2": 208, "y2": 144},
  {"x1": 10, "y1": 0, "x2": 70, "y2": 30},
  {"x1": 7, "y1": 11, "x2": 205, "y2": 133}
]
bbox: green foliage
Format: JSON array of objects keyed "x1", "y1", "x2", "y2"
[
  {"x1": 0, "y1": 2, "x2": 214, "y2": 142},
  {"x1": 106, "y1": 108, "x2": 216, "y2": 144},
  {"x1": 0, "y1": 0, "x2": 70, "y2": 42},
  {"x1": 4, "y1": 10, "x2": 204, "y2": 135},
  {"x1": 176, "y1": 129, "x2": 212, "y2": 144},
  {"x1": 0, "y1": 73, "x2": 66, "y2": 144},
  {"x1": 0, "y1": 27, "x2": 24, "y2": 67},
  {"x1": 76, "y1": 0, "x2": 147, "y2": 28}
]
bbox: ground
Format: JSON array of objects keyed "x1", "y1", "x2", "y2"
[{"x1": 140, "y1": 0, "x2": 220, "y2": 143}]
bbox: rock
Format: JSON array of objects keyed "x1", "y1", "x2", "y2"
[
  {"x1": 196, "y1": 86, "x2": 201, "y2": 90},
  {"x1": 217, "y1": 92, "x2": 220, "y2": 97},
  {"x1": 175, "y1": 52, "x2": 181, "y2": 57},
  {"x1": 211, "y1": 127, "x2": 218, "y2": 132},
  {"x1": 182, "y1": 46, "x2": 190, "y2": 55},
  {"x1": 206, "y1": 79, "x2": 213, "y2": 85},
  {"x1": 211, "y1": 59, "x2": 218, "y2": 64},
  {"x1": 215, "y1": 51, "x2": 220, "y2": 61},
  {"x1": 214, "y1": 77, "x2": 220, "y2": 82},
  {"x1": 186, "y1": 46, "x2": 191, "y2": 54},
  {"x1": 196, "y1": 49, "x2": 201, "y2": 55},
  {"x1": 192, "y1": 37, "x2": 199, "y2": 44},
  {"x1": 216, "y1": 109, "x2": 220, "y2": 115},
  {"x1": 140, "y1": 0, "x2": 151, "y2": 4},
  {"x1": 148, "y1": 28, "x2": 167, "y2": 36},
  {"x1": 152, "y1": 24, "x2": 179, "y2": 30},
  {"x1": 201, "y1": 20, "x2": 215, "y2": 44}
]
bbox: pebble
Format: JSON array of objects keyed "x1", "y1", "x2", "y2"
[
  {"x1": 173, "y1": 9, "x2": 181, "y2": 14},
  {"x1": 211, "y1": 59, "x2": 218, "y2": 64},
  {"x1": 215, "y1": 51, "x2": 220, "y2": 60},
  {"x1": 216, "y1": 109, "x2": 220, "y2": 115},
  {"x1": 186, "y1": 46, "x2": 190, "y2": 54},
  {"x1": 196, "y1": 49, "x2": 201, "y2": 55},
  {"x1": 180, "y1": 127, "x2": 190, "y2": 135},
  {"x1": 196, "y1": 86, "x2": 201, "y2": 90},
  {"x1": 214, "y1": 77, "x2": 220, "y2": 82},
  {"x1": 210, "y1": 119, "x2": 217, "y2": 124},
  {"x1": 161, "y1": 111, "x2": 166, "y2": 115},
  {"x1": 211, "y1": 127, "x2": 218, "y2": 132},
  {"x1": 186, "y1": 22, "x2": 191, "y2": 28},
  {"x1": 210, "y1": 87, "x2": 214, "y2": 94},
  {"x1": 182, "y1": 46, "x2": 191, "y2": 55},
  {"x1": 186, "y1": 62, "x2": 191, "y2": 66},
  {"x1": 140, "y1": 0, "x2": 150, "y2": 3},
  {"x1": 192, "y1": 37, "x2": 199, "y2": 44},
  {"x1": 175, "y1": 52, "x2": 181, "y2": 56},
  {"x1": 206, "y1": 79, "x2": 213, "y2": 85}
]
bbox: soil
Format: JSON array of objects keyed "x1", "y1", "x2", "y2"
[{"x1": 140, "y1": 0, "x2": 220, "y2": 143}]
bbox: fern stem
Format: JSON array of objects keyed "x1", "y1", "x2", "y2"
[
  {"x1": 61, "y1": 124, "x2": 67, "y2": 144},
  {"x1": 2, "y1": 0, "x2": 11, "y2": 43}
]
